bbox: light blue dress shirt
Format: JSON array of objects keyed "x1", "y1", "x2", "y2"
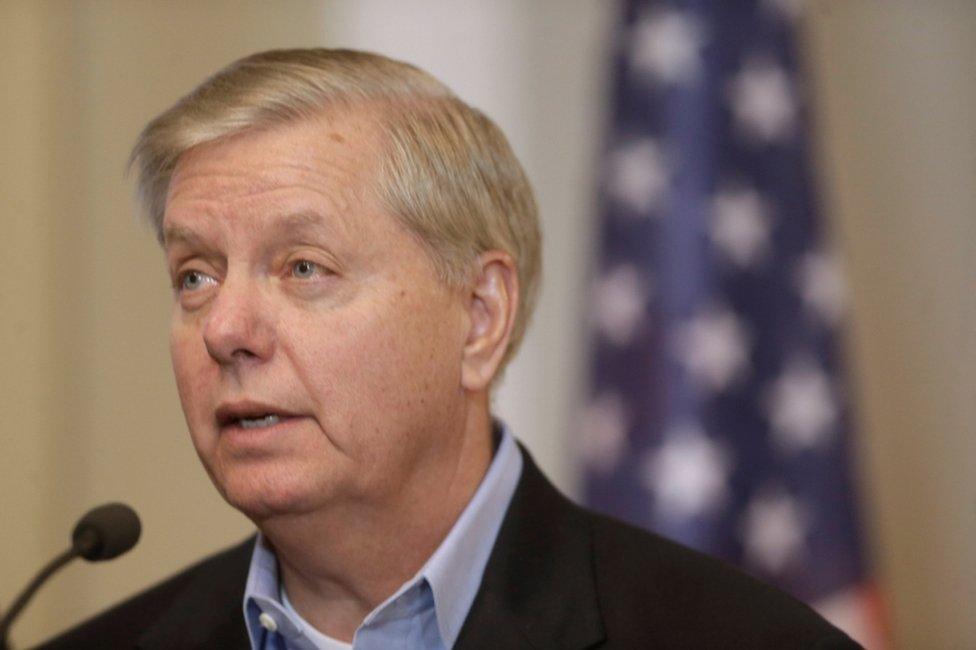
[{"x1": 243, "y1": 423, "x2": 524, "y2": 650}]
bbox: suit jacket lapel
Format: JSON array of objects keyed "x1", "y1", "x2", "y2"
[{"x1": 455, "y1": 447, "x2": 605, "y2": 650}]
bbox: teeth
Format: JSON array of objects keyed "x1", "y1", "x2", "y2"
[{"x1": 238, "y1": 414, "x2": 281, "y2": 429}]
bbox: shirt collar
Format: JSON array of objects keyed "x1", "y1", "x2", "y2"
[
  {"x1": 242, "y1": 421, "x2": 523, "y2": 649},
  {"x1": 421, "y1": 421, "x2": 523, "y2": 647}
]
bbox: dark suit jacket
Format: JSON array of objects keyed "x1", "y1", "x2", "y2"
[{"x1": 37, "y1": 450, "x2": 859, "y2": 649}]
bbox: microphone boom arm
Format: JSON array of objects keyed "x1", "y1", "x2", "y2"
[{"x1": 0, "y1": 546, "x2": 80, "y2": 645}]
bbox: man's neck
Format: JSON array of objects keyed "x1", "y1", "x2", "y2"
[{"x1": 256, "y1": 402, "x2": 495, "y2": 642}]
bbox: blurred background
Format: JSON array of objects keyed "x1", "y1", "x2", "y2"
[{"x1": 0, "y1": 1, "x2": 972, "y2": 648}]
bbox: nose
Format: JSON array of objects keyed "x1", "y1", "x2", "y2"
[{"x1": 202, "y1": 273, "x2": 275, "y2": 366}]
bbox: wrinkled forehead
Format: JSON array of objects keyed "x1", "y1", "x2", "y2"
[{"x1": 162, "y1": 109, "x2": 388, "y2": 237}]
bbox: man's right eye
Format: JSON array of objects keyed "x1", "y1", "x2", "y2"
[{"x1": 178, "y1": 270, "x2": 215, "y2": 292}]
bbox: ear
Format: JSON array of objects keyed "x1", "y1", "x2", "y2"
[{"x1": 461, "y1": 251, "x2": 519, "y2": 392}]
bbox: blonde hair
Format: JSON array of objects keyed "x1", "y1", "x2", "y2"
[{"x1": 130, "y1": 48, "x2": 540, "y2": 371}]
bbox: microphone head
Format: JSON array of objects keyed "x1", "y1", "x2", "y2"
[{"x1": 71, "y1": 503, "x2": 141, "y2": 561}]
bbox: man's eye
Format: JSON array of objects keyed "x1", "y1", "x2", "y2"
[
  {"x1": 292, "y1": 259, "x2": 320, "y2": 279},
  {"x1": 178, "y1": 270, "x2": 214, "y2": 292}
]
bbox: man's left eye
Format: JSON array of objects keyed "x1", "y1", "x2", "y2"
[{"x1": 291, "y1": 259, "x2": 320, "y2": 279}]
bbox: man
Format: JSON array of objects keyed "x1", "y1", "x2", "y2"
[{"x1": 40, "y1": 49, "x2": 857, "y2": 649}]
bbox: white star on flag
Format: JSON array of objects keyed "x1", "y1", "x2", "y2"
[
  {"x1": 797, "y1": 252, "x2": 847, "y2": 325},
  {"x1": 677, "y1": 306, "x2": 751, "y2": 392},
  {"x1": 741, "y1": 487, "x2": 809, "y2": 574},
  {"x1": 606, "y1": 138, "x2": 669, "y2": 214},
  {"x1": 591, "y1": 263, "x2": 650, "y2": 346},
  {"x1": 728, "y1": 58, "x2": 796, "y2": 144},
  {"x1": 641, "y1": 423, "x2": 731, "y2": 520},
  {"x1": 580, "y1": 392, "x2": 629, "y2": 473},
  {"x1": 631, "y1": 9, "x2": 705, "y2": 85},
  {"x1": 765, "y1": 356, "x2": 838, "y2": 453},
  {"x1": 711, "y1": 186, "x2": 772, "y2": 269}
]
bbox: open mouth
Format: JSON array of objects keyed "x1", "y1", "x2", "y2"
[
  {"x1": 216, "y1": 402, "x2": 299, "y2": 432},
  {"x1": 237, "y1": 414, "x2": 283, "y2": 429}
]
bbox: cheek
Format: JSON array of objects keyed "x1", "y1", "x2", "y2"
[
  {"x1": 169, "y1": 321, "x2": 214, "y2": 426},
  {"x1": 370, "y1": 297, "x2": 462, "y2": 411},
  {"x1": 288, "y1": 288, "x2": 464, "y2": 441}
]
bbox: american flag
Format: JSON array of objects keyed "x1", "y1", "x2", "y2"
[{"x1": 581, "y1": 1, "x2": 884, "y2": 645}]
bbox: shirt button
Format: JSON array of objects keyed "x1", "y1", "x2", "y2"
[{"x1": 259, "y1": 612, "x2": 279, "y2": 632}]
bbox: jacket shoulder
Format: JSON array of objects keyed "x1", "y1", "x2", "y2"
[
  {"x1": 584, "y1": 510, "x2": 860, "y2": 648},
  {"x1": 35, "y1": 537, "x2": 254, "y2": 650}
]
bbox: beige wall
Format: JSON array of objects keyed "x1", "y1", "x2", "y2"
[
  {"x1": 0, "y1": 3, "x2": 64, "y2": 644},
  {"x1": 0, "y1": 1, "x2": 972, "y2": 648},
  {"x1": 805, "y1": 3, "x2": 976, "y2": 645}
]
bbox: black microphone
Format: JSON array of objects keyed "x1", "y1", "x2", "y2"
[
  {"x1": 0, "y1": 503, "x2": 141, "y2": 648},
  {"x1": 71, "y1": 503, "x2": 142, "y2": 562}
]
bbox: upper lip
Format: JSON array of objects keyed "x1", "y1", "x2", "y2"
[{"x1": 215, "y1": 400, "x2": 300, "y2": 427}]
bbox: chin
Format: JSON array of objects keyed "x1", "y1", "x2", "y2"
[{"x1": 211, "y1": 463, "x2": 330, "y2": 521}]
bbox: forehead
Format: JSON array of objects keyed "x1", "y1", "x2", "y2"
[{"x1": 163, "y1": 110, "x2": 384, "y2": 236}]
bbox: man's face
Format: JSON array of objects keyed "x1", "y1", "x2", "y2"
[{"x1": 163, "y1": 113, "x2": 470, "y2": 521}]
